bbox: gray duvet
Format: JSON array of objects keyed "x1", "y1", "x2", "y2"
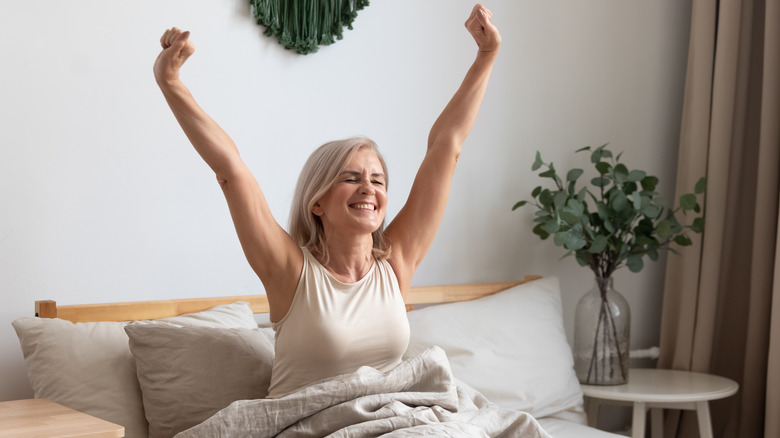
[{"x1": 175, "y1": 346, "x2": 551, "y2": 437}]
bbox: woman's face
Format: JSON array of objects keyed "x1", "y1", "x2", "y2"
[{"x1": 313, "y1": 147, "x2": 388, "y2": 237}]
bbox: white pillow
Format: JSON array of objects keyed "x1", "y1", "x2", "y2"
[
  {"x1": 12, "y1": 301, "x2": 258, "y2": 438},
  {"x1": 405, "y1": 277, "x2": 586, "y2": 421}
]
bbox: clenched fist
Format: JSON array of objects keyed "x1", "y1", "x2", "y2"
[
  {"x1": 153, "y1": 27, "x2": 196, "y2": 85},
  {"x1": 465, "y1": 4, "x2": 501, "y2": 53}
]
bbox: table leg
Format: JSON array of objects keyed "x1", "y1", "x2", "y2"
[
  {"x1": 651, "y1": 408, "x2": 663, "y2": 438},
  {"x1": 632, "y1": 401, "x2": 647, "y2": 438},
  {"x1": 695, "y1": 401, "x2": 713, "y2": 438},
  {"x1": 586, "y1": 398, "x2": 601, "y2": 427}
]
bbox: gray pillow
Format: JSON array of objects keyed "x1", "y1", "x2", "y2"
[
  {"x1": 12, "y1": 301, "x2": 258, "y2": 438},
  {"x1": 125, "y1": 324, "x2": 275, "y2": 438}
]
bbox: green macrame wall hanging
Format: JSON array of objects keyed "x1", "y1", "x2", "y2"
[{"x1": 250, "y1": 0, "x2": 370, "y2": 55}]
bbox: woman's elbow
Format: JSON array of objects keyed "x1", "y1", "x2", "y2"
[
  {"x1": 216, "y1": 173, "x2": 229, "y2": 188},
  {"x1": 215, "y1": 161, "x2": 250, "y2": 190},
  {"x1": 427, "y1": 138, "x2": 463, "y2": 162}
]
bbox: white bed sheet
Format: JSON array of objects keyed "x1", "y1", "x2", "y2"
[{"x1": 537, "y1": 417, "x2": 626, "y2": 438}]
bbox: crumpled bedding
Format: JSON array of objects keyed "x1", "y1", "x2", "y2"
[{"x1": 175, "y1": 346, "x2": 551, "y2": 438}]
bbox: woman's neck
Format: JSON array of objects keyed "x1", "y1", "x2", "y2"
[{"x1": 318, "y1": 234, "x2": 375, "y2": 283}]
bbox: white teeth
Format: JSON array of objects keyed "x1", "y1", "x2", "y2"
[{"x1": 352, "y1": 203, "x2": 375, "y2": 210}]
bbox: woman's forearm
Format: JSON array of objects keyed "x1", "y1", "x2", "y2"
[
  {"x1": 428, "y1": 50, "x2": 498, "y2": 150},
  {"x1": 158, "y1": 79, "x2": 243, "y2": 180}
]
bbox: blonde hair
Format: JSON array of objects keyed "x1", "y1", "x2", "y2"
[{"x1": 289, "y1": 137, "x2": 391, "y2": 264}]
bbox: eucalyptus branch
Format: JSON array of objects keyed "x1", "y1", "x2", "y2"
[{"x1": 513, "y1": 144, "x2": 706, "y2": 277}]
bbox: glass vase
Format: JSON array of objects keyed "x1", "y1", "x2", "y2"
[{"x1": 573, "y1": 277, "x2": 630, "y2": 385}]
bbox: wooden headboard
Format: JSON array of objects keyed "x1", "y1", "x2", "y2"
[{"x1": 34, "y1": 276, "x2": 541, "y2": 323}]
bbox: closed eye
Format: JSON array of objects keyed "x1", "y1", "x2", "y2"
[{"x1": 338, "y1": 170, "x2": 386, "y2": 187}]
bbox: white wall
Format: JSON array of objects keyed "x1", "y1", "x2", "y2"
[{"x1": 0, "y1": 0, "x2": 691, "y2": 401}]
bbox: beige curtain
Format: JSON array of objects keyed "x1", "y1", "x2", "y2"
[{"x1": 658, "y1": 0, "x2": 780, "y2": 437}]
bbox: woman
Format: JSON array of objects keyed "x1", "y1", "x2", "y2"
[{"x1": 154, "y1": 4, "x2": 501, "y2": 398}]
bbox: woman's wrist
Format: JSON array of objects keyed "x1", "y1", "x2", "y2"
[
  {"x1": 156, "y1": 77, "x2": 186, "y2": 94},
  {"x1": 476, "y1": 48, "x2": 499, "y2": 62}
]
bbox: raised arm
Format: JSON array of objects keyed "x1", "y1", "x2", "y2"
[
  {"x1": 386, "y1": 4, "x2": 501, "y2": 293},
  {"x1": 154, "y1": 29, "x2": 240, "y2": 180},
  {"x1": 154, "y1": 29, "x2": 302, "y2": 321},
  {"x1": 428, "y1": 5, "x2": 501, "y2": 152}
]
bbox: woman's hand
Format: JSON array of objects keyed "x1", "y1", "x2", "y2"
[
  {"x1": 153, "y1": 27, "x2": 195, "y2": 85},
  {"x1": 465, "y1": 4, "x2": 501, "y2": 53}
]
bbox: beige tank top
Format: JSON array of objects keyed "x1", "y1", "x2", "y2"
[{"x1": 266, "y1": 248, "x2": 410, "y2": 399}]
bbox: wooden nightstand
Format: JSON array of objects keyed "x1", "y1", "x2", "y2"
[
  {"x1": 0, "y1": 398, "x2": 124, "y2": 437},
  {"x1": 581, "y1": 368, "x2": 738, "y2": 438}
]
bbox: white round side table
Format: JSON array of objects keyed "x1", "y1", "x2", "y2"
[{"x1": 580, "y1": 368, "x2": 738, "y2": 438}]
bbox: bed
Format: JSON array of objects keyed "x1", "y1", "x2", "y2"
[{"x1": 12, "y1": 276, "x2": 623, "y2": 438}]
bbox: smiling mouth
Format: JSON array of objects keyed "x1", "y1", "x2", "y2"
[{"x1": 350, "y1": 203, "x2": 376, "y2": 211}]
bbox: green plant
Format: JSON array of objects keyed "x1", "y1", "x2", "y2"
[{"x1": 512, "y1": 144, "x2": 706, "y2": 281}]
